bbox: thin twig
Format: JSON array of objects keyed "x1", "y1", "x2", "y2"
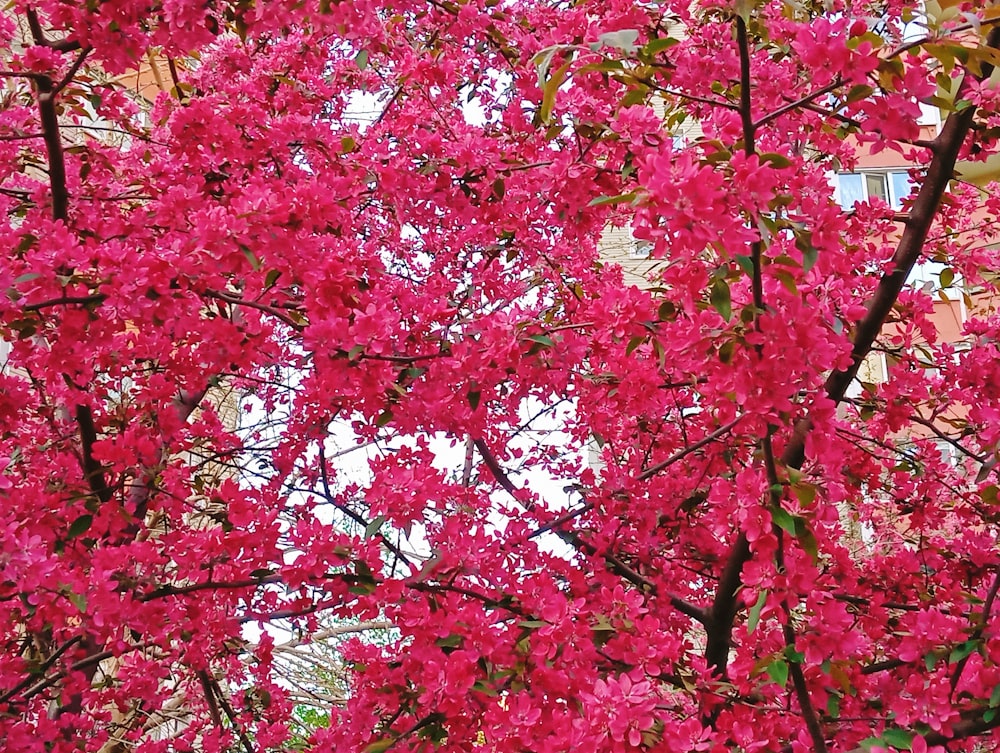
[
  {"x1": 753, "y1": 78, "x2": 843, "y2": 130},
  {"x1": 52, "y1": 47, "x2": 92, "y2": 94},
  {"x1": 637, "y1": 416, "x2": 743, "y2": 481}
]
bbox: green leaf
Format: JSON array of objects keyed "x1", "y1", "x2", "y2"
[
  {"x1": 766, "y1": 659, "x2": 789, "y2": 687},
  {"x1": 472, "y1": 679, "x2": 499, "y2": 696},
  {"x1": 990, "y1": 683, "x2": 1000, "y2": 707},
  {"x1": 796, "y1": 231, "x2": 819, "y2": 273},
  {"x1": 67, "y1": 591, "x2": 87, "y2": 613},
  {"x1": 375, "y1": 410, "x2": 393, "y2": 427},
  {"x1": 364, "y1": 515, "x2": 386, "y2": 539},
  {"x1": 587, "y1": 191, "x2": 638, "y2": 207},
  {"x1": 540, "y1": 59, "x2": 572, "y2": 124},
  {"x1": 734, "y1": 254, "x2": 755, "y2": 277},
  {"x1": 924, "y1": 651, "x2": 939, "y2": 671},
  {"x1": 15, "y1": 234, "x2": 37, "y2": 254},
  {"x1": 435, "y1": 633, "x2": 463, "y2": 649},
  {"x1": 747, "y1": 590, "x2": 767, "y2": 634},
  {"x1": 13, "y1": 273, "x2": 41, "y2": 285},
  {"x1": 519, "y1": 620, "x2": 547, "y2": 629},
  {"x1": 845, "y1": 84, "x2": 874, "y2": 104},
  {"x1": 784, "y1": 646, "x2": 805, "y2": 664},
  {"x1": 948, "y1": 639, "x2": 978, "y2": 664},
  {"x1": 651, "y1": 337, "x2": 666, "y2": 367},
  {"x1": 528, "y1": 334, "x2": 554, "y2": 347},
  {"x1": 981, "y1": 485, "x2": 999, "y2": 505},
  {"x1": 939, "y1": 267, "x2": 955, "y2": 287},
  {"x1": 532, "y1": 46, "x2": 558, "y2": 84},
  {"x1": 657, "y1": 301, "x2": 675, "y2": 321},
  {"x1": 264, "y1": 269, "x2": 281, "y2": 288},
  {"x1": 798, "y1": 526, "x2": 820, "y2": 563},
  {"x1": 760, "y1": 152, "x2": 792, "y2": 169},
  {"x1": 773, "y1": 268, "x2": 798, "y2": 295},
  {"x1": 68, "y1": 515, "x2": 93, "y2": 539},
  {"x1": 583, "y1": 59, "x2": 625, "y2": 73},
  {"x1": 827, "y1": 693, "x2": 840, "y2": 718},
  {"x1": 355, "y1": 49, "x2": 369, "y2": 70},
  {"x1": 363, "y1": 739, "x2": 395, "y2": 753},
  {"x1": 718, "y1": 339, "x2": 735, "y2": 364},
  {"x1": 642, "y1": 37, "x2": 679, "y2": 56},
  {"x1": 710, "y1": 278, "x2": 732, "y2": 321},
  {"x1": 770, "y1": 506, "x2": 797, "y2": 535},
  {"x1": 625, "y1": 335, "x2": 645, "y2": 356},
  {"x1": 591, "y1": 614, "x2": 616, "y2": 635},
  {"x1": 467, "y1": 388, "x2": 481, "y2": 410},
  {"x1": 880, "y1": 728, "x2": 914, "y2": 750},
  {"x1": 792, "y1": 482, "x2": 817, "y2": 506},
  {"x1": 241, "y1": 245, "x2": 261, "y2": 270}
]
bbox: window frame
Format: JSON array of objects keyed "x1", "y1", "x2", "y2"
[{"x1": 835, "y1": 169, "x2": 915, "y2": 211}]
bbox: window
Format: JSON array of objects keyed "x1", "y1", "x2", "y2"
[
  {"x1": 629, "y1": 238, "x2": 654, "y2": 259},
  {"x1": 836, "y1": 170, "x2": 914, "y2": 211}
]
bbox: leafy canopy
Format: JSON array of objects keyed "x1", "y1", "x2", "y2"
[{"x1": 3, "y1": 1, "x2": 1000, "y2": 752}]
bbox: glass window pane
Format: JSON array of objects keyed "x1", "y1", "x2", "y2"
[
  {"x1": 838, "y1": 173, "x2": 864, "y2": 209},
  {"x1": 890, "y1": 171, "x2": 913, "y2": 210},
  {"x1": 866, "y1": 173, "x2": 888, "y2": 203}
]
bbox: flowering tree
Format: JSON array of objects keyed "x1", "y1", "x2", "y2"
[{"x1": 4, "y1": 0, "x2": 1000, "y2": 751}]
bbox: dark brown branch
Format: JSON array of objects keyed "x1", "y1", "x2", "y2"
[
  {"x1": 0, "y1": 635, "x2": 82, "y2": 704},
  {"x1": 204, "y1": 289, "x2": 303, "y2": 329},
  {"x1": 777, "y1": 530, "x2": 828, "y2": 753},
  {"x1": 735, "y1": 16, "x2": 756, "y2": 156},
  {"x1": 124, "y1": 387, "x2": 207, "y2": 528},
  {"x1": 166, "y1": 57, "x2": 185, "y2": 101},
  {"x1": 950, "y1": 569, "x2": 1000, "y2": 694},
  {"x1": 637, "y1": 416, "x2": 743, "y2": 481},
  {"x1": 36, "y1": 73, "x2": 68, "y2": 223},
  {"x1": 473, "y1": 439, "x2": 709, "y2": 624},
  {"x1": 198, "y1": 670, "x2": 223, "y2": 729},
  {"x1": 52, "y1": 47, "x2": 92, "y2": 94},
  {"x1": 527, "y1": 502, "x2": 592, "y2": 539},
  {"x1": 473, "y1": 438, "x2": 519, "y2": 496},
  {"x1": 317, "y1": 443, "x2": 413, "y2": 568},
  {"x1": 833, "y1": 593, "x2": 919, "y2": 612},
  {"x1": 860, "y1": 658, "x2": 908, "y2": 675},
  {"x1": 843, "y1": 711, "x2": 1000, "y2": 753},
  {"x1": 25, "y1": 7, "x2": 47, "y2": 45},
  {"x1": 657, "y1": 86, "x2": 741, "y2": 112},
  {"x1": 754, "y1": 78, "x2": 843, "y2": 130},
  {"x1": 207, "y1": 676, "x2": 254, "y2": 753},
  {"x1": 141, "y1": 573, "x2": 285, "y2": 602},
  {"x1": 9, "y1": 645, "x2": 121, "y2": 705},
  {"x1": 703, "y1": 20, "x2": 1000, "y2": 692},
  {"x1": 24, "y1": 294, "x2": 105, "y2": 311},
  {"x1": 0, "y1": 70, "x2": 46, "y2": 81},
  {"x1": 24, "y1": 7, "x2": 81, "y2": 51},
  {"x1": 75, "y1": 403, "x2": 112, "y2": 504},
  {"x1": 908, "y1": 413, "x2": 986, "y2": 463}
]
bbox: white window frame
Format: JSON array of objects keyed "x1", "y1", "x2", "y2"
[{"x1": 835, "y1": 169, "x2": 915, "y2": 211}]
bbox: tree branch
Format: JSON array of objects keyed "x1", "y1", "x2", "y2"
[
  {"x1": 753, "y1": 78, "x2": 843, "y2": 130},
  {"x1": 473, "y1": 439, "x2": 709, "y2": 624},
  {"x1": 75, "y1": 403, "x2": 113, "y2": 504},
  {"x1": 703, "y1": 20, "x2": 1000, "y2": 688},
  {"x1": 637, "y1": 416, "x2": 743, "y2": 481}
]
